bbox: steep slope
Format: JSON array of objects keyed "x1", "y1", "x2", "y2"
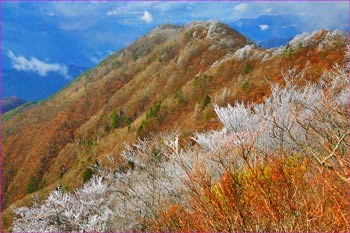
[
  {"x1": 2, "y1": 21, "x2": 347, "y2": 226},
  {"x1": 2, "y1": 20, "x2": 248, "y2": 209}
]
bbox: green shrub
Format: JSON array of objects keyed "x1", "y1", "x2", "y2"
[
  {"x1": 192, "y1": 74, "x2": 212, "y2": 88},
  {"x1": 137, "y1": 124, "x2": 144, "y2": 137},
  {"x1": 26, "y1": 176, "x2": 38, "y2": 194},
  {"x1": 184, "y1": 30, "x2": 192, "y2": 39},
  {"x1": 82, "y1": 167, "x2": 95, "y2": 183},
  {"x1": 283, "y1": 44, "x2": 294, "y2": 57},
  {"x1": 204, "y1": 111, "x2": 211, "y2": 121},
  {"x1": 192, "y1": 74, "x2": 213, "y2": 101},
  {"x1": 192, "y1": 76, "x2": 201, "y2": 88},
  {"x1": 39, "y1": 179, "x2": 47, "y2": 190},
  {"x1": 63, "y1": 185, "x2": 71, "y2": 192},
  {"x1": 202, "y1": 95, "x2": 211, "y2": 108},
  {"x1": 172, "y1": 88, "x2": 185, "y2": 104},
  {"x1": 112, "y1": 60, "x2": 122, "y2": 68},
  {"x1": 124, "y1": 117, "x2": 131, "y2": 125},
  {"x1": 125, "y1": 117, "x2": 132, "y2": 132},
  {"x1": 284, "y1": 47, "x2": 294, "y2": 57},
  {"x1": 242, "y1": 80, "x2": 249, "y2": 90},
  {"x1": 147, "y1": 102, "x2": 161, "y2": 119},
  {"x1": 243, "y1": 62, "x2": 251, "y2": 75},
  {"x1": 109, "y1": 110, "x2": 118, "y2": 128}
]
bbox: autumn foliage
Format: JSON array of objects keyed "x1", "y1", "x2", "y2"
[
  {"x1": 3, "y1": 22, "x2": 349, "y2": 232},
  {"x1": 152, "y1": 155, "x2": 348, "y2": 232},
  {"x1": 10, "y1": 60, "x2": 349, "y2": 232}
]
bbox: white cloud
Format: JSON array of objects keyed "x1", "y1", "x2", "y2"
[
  {"x1": 140, "y1": 11, "x2": 153, "y2": 23},
  {"x1": 259, "y1": 24, "x2": 269, "y2": 30},
  {"x1": 265, "y1": 8, "x2": 273, "y2": 14},
  {"x1": 47, "y1": 12, "x2": 56, "y2": 17},
  {"x1": 106, "y1": 9, "x2": 121, "y2": 16},
  {"x1": 7, "y1": 50, "x2": 71, "y2": 79},
  {"x1": 234, "y1": 3, "x2": 248, "y2": 12}
]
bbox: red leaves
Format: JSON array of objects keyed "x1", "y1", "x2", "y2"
[
  {"x1": 149, "y1": 204, "x2": 205, "y2": 232},
  {"x1": 150, "y1": 155, "x2": 348, "y2": 232}
]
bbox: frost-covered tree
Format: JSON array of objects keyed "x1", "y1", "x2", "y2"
[
  {"x1": 12, "y1": 176, "x2": 113, "y2": 232},
  {"x1": 12, "y1": 133, "x2": 193, "y2": 232},
  {"x1": 12, "y1": 59, "x2": 349, "y2": 232},
  {"x1": 194, "y1": 62, "x2": 348, "y2": 180}
]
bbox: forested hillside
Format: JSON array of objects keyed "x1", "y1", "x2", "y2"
[{"x1": 2, "y1": 21, "x2": 348, "y2": 232}]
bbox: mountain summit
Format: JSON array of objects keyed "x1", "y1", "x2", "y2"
[{"x1": 2, "y1": 21, "x2": 347, "y2": 230}]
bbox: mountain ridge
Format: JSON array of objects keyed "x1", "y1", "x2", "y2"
[{"x1": 2, "y1": 21, "x2": 347, "y2": 230}]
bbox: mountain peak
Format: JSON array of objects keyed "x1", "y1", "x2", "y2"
[
  {"x1": 183, "y1": 20, "x2": 249, "y2": 49},
  {"x1": 270, "y1": 29, "x2": 347, "y2": 56},
  {"x1": 146, "y1": 23, "x2": 181, "y2": 38},
  {"x1": 184, "y1": 20, "x2": 220, "y2": 29},
  {"x1": 147, "y1": 20, "x2": 243, "y2": 42},
  {"x1": 288, "y1": 29, "x2": 347, "y2": 50},
  {"x1": 184, "y1": 20, "x2": 234, "y2": 38},
  {"x1": 3, "y1": 21, "x2": 347, "y2": 221}
]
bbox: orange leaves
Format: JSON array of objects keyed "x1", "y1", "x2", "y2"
[
  {"x1": 4, "y1": 25, "x2": 348, "y2": 232},
  {"x1": 150, "y1": 154, "x2": 348, "y2": 232},
  {"x1": 149, "y1": 204, "x2": 205, "y2": 232}
]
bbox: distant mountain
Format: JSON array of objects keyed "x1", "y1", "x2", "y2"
[
  {"x1": 2, "y1": 64, "x2": 87, "y2": 101},
  {"x1": 258, "y1": 36, "x2": 294, "y2": 48},
  {"x1": 2, "y1": 20, "x2": 347, "y2": 230},
  {"x1": 1, "y1": 96, "x2": 26, "y2": 113},
  {"x1": 231, "y1": 15, "x2": 303, "y2": 48}
]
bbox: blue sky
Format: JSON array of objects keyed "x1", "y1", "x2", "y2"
[{"x1": 1, "y1": 1, "x2": 349, "y2": 100}]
